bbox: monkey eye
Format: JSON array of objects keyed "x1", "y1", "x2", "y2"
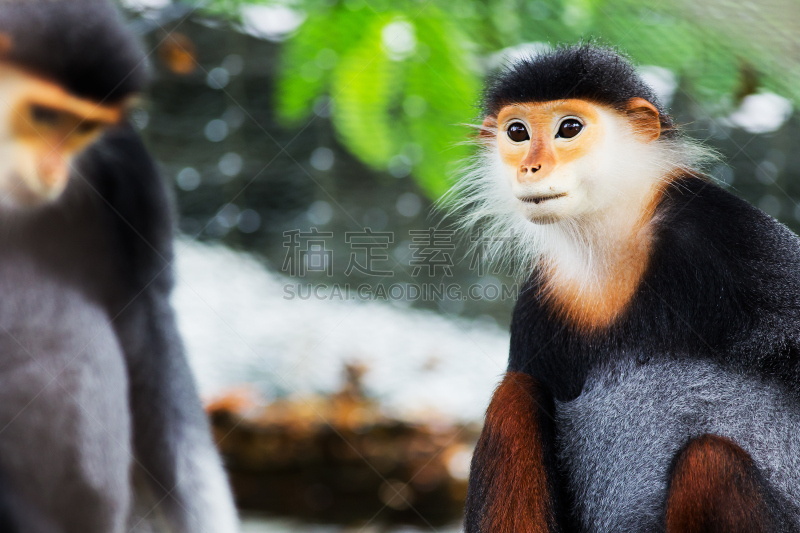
[
  {"x1": 30, "y1": 104, "x2": 62, "y2": 126},
  {"x1": 506, "y1": 122, "x2": 529, "y2": 142},
  {"x1": 556, "y1": 118, "x2": 583, "y2": 139}
]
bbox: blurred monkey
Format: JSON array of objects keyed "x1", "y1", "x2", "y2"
[{"x1": 0, "y1": 1, "x2": 238, "y2": 532}]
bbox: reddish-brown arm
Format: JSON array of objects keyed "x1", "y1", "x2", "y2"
[
  {"x1": 665, "y1": 434, "x2": 774, "y2": 533},
  {"x1": 464, "y1": 372, "x2": 561, "y2": 533}
]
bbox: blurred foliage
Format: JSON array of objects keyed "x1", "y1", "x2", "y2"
[
  {"x1": 274, "y1": 6, "x2": 479, "y2": 198},
  {"x1": 182, "y1": 0, "x2": 800, "y2": 198}
]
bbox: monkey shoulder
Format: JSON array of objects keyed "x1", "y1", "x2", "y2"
[
  {"x1": 654, "y1": 176, "x2": 800, "y2": 291},
  {"x1": 79, "y1": 125, "x2": 176, "y2": 297},
  {"x1": 509, "y1": 176, "x2": 800, "y2": 400},
  {"x1": 649, "y1": 176, "x2": 800, "y2": 361}
]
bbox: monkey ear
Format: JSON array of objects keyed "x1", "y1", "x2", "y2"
[
  {"x1": 624, "y1": 97, "x2": 661, "y2": 142},
  {"x1": 480, "y1": 115, "x2": 498, "y2": 142}
]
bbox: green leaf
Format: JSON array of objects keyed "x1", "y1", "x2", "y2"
[
  {"x1": 330, "y1": 14, "x2": 399, "y2": 168},
  {"x1": 179, "y1": 0, "x2": 800, "y2": 199},
  {"x1": 403, "y1": 13, "x2": 480, "y2": 197},
  {"x1": 275, "y1": 6, "x2": 376, "y2": 123}
]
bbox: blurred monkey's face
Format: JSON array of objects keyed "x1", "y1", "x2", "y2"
[{"x1": 0, "y1": 63, "x2": 125, "y2": 208}]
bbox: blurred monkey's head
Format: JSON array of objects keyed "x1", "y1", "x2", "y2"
[{"x1": 0, "y1": 0, "x2": 147, "y2": 208}]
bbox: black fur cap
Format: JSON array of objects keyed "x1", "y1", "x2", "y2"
[
  {"x1": 0, "y1": 0, "x2": 147, "y2": 104},
  {"x1": 483, "y1": 44, "x2": 676, "y2": 134}
]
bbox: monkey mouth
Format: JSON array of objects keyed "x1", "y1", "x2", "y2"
[{"x1": 518, "y1": 193, "x2": 567, "y2": 205}]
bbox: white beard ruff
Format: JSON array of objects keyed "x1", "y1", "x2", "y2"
[{"x1": 442, "y1": 128, "x2": 718, "y2": 289}]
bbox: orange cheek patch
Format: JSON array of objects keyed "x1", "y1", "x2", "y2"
[
  {"x1": 553, "y1": 124, "x2": 600, "y2": 166},
  {"x1": 5, "y1": 71, "x2": 122, "y2": 158},
  {"x1": 0, "y1": 65, "x2": 124, "y2": 196},
  {"x1": 498, "y1": 141, "x2": 529, "y2": 168},
  {"x1": 495, "y1": 99, "x2": 604, "y2": 172},
  {"x1": 1, "y1": 64, "x2": 125, "y2": 125},
  {"x1": 12, "y1": 113, "x2": 105, "y2": 168}
]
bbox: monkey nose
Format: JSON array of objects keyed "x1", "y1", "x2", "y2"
[
  {"x1": 517, "y1": 163, "x2": 547, "y2": 183},
  {"x1": 520, "y1": 164, "x2": 542, "y2": 174},
  {"x1": 517, "y1": 141, "x2": 555, "y2": 183},
  {"x1": 36, "y1": 153, "x2": 70, "y2": 195}
]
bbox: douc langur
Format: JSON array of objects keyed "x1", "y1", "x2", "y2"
[
  {"x1": 0, "y1": 1, "x2": 238, "y2": 532},
  {"x1": 452, "y1": 45, "x2": 800, "y2": 532}
]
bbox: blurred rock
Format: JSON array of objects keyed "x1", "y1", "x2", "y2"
[{"x1": 207, "y1": 364, "x2": 477, "y2": 526}]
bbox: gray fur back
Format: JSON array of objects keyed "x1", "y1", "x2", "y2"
[{"x1": 556, "y1": 357, "x2": 800, "y2": 532}]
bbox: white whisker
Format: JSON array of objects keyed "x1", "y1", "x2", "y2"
[{"x1": 442, "y1": 120, "x2": 717, "y2": 289}]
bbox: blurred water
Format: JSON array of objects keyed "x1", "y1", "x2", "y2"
[{"x1": 174, "y1": 238, "x2": 508, "y2": 422}]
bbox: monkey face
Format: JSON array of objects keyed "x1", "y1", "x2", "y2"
[
  {"x1": 0, "y1": 64, "x2": 125, "y2": 208},
  {"x1": 485, "y1": 98, "x2": 661, "y2": 224}
]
